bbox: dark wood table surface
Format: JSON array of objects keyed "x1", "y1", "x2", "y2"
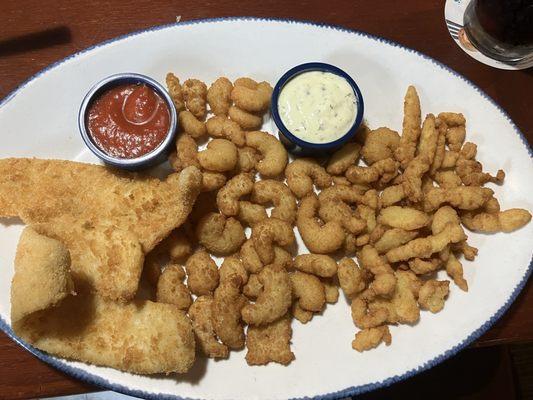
[{"x1": 1, "y1": 0, "x2": 532, "y2": 398}]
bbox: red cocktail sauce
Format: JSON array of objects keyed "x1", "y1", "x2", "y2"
[{"x1": 87, "y1": 84, "x2": 170, "y2": 159}]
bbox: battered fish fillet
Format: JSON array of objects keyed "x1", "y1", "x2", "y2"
[
  {"x1": 11, "y1": 228, "x2": 196, "y2": 374},
  {"x1": 0, "y1": 159, "x2": 202, "y2": 253},
  {"x1": 0, "y1": 159, "x2": 202, "y2": 301}
]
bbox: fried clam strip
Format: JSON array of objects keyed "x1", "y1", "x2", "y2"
[
  {"x1": 318, "y1": 186, "x2": 375, "y2": 234},
  {"x1": 0, "y1": 159, "x2": 202, "y2": 253},
  {"x1": 11, "y1": 228, "x2": 196, "y2": 374},
  {"x1": 394, "y1": 85, "x2": 422, "y2": 169},
  {"x1": 423, "y1": 186, "x2": 494, "y2": 212},
  {"x1": 386, "y1": 222, "x2": 466, "y2": 263},
  {"x1": 461, "y1": 209, "x2": 532, "y2": 233},
  {"x1": 352, "y1": 326, "x2": 392, "y2": 352},
  {"x1": 431, "y1": 206, "x2": 468, "y2": 291},
  {"x1": 401, "y1": 114, "x2": 437, "y2": 202}
]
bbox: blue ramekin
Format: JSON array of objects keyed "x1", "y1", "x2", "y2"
[
  {"x1": 271, "y1": 62, "x2": 364, "y2": 156},
  {"x1": 78, "y1": 73, "x2": 178, "y2": 170}
]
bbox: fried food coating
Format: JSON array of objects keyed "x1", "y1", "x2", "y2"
[
  {"x1": 394, "y1": 85, "x2": 422, "y2": 168},
  {"x1": 207, "y1": 77, "x2": 233, "y2": 115},
  {"x1": 212, "y1": 275, "x2": 247, "y2": 349},
  {"x1": 243, "y1": 273, "x2": 263, "y2": 300},
  {"x1": 196, "y1": 212, "x2": 246, "y2": 255},
  {"x1": 172, "y1": 133, "x2": 199, "y2": 170},
  {"x1": 251, "y1": 217, "x2": 296, "y2": 264},
  {"x1": 245, "y1": 313, "x2": 295, "y2": 366},
  {"x1": 228, "y1": 106, "x2": 263, "y2": 130},
  {"x1": 368, "y1": 270, "x2": 421, "y2": 324},
  {"x1": 156, "y1": 265, "x2": 192, "y2": 310},
  {"x1": 445, "y1": 252, "x2": 468, "y2": 291},
  {"x1": 417, "y1": 114, "x2": 439, "y2": 163},
  {"x1": 361, "y1": 127, "x2": 400, "y2": 165},
  {"x1": 386, "y1": 222, "x2": 466, "y2": 263},
  {"x1": 201, "y1": 171, "x2": 227, "y2": 192},
  {"x1": 216, "y1": 173, "x2": 254, "y2": 216},
  {"x1": 161, "y1": 229, "x2": 192, "y2": 261},
  {"x1": 251, "y1": 180, "x2": 297, "y2": 223},
  {"x1": 318, "y1": 186, "x2": 375, "y2": 234},
  {"x1": 338, "y1": 257, "x2": 366, "y2": 298},
  {"x1": 241, "y1": 264, "x2": 292, "y2": 325},
  {"x1": 352, "y1": 326, "x2": 392, "y2": 352},
  {"x1": 294, "y1": 254, "x2": 337, "y2": 277},
  {"x1": 297, "y1": 194, "x2": 345, "y2": 254},
  {"x1": 179, "y1": 110, "x2": 207, "y2": 139},
  {"x1": 231, "y1": 82, "x2": 272, "y2": 112},
  {"x1": 292, "y1": 302, "x2": 314, "y2": 323},
  {"x1": 377, "y1": 206, "x2": 430, "y2": 231},
  {"x1": 408, "y1": 257, "x2": 442, "y2": 275},
  {"x1": 198, "y1": 139, "x2": 238, "y2": 172},
  {"x1": 237, "y1": 201, "x2": 268, "y2": 227},
  {"x1": 205, "y1": 116, "x2": 246, "y2": 147},
  {"x1": 188, "y1": 296, "x2": 229, "y2": 359},
  {"x1": 11, "y1": 228, "x2": 74, "y2": 323},
  {"x1": 323, "y1": 277, "x2": 340, "y2": 303},
  {"x1": 351, "y1": 297, "x2": 389, "y2": 329},
  {"x1": 434, "y1": 170, "x2": 462, "y2": 188},
  {"x1": 327, "y1": 142, "x2": 362, "y2": 174},
  {"x1": 219, "y1": 256, "x2": 248, "y2": 285},
  {"x1": 0, "y1": 159, "x2": 202, "y2": 256},
  {"x1": 240, "y1": 239, "x2": 264, "y2": 273},
  {"x1": 182, "y1": 78, "x2": 207, "y2": 120},
  {"x1": 236, "y1": 146, "x2": 259, "y2": 172},
  {"x1": 346, "y1": 158, "x2": 399, "y2": 186},
  {"x1": 462, "y1": 208, "x2": 531, "y2": 233},
  {"x1": 291, "y1": 271, "x2": 326, "y2": 312},
  {"x1": 438, "y1": 112, "x2": 466, "y2": 127},
  {"x1": 286, "y1": 158, "x2": 332, "y2": 198},
  {"x1": 12, "y1": 228, "x2": 196, "y2": 374},
  {"x1": 185, "y1": 249, "x2": 220, "y2": 296},
  {"x1": 373, "y1": 228, "x2": 418, "y2": 254},
  {"x1": 380, "y1": 184, "x2": 406, "y2": 207},
  {"x1": 424, "y1": 186, "x2": 494, "y2": 212},
  {"x1": 246, "y1": 131, "x2": 288, "y2": 177},
  {"x1": 33, "y1": 217, "x2": 144, "y2": 302},
  {"x1": 402, "y1": 154, "x2": 431, "y2": 202},
  {"x1": 418, "y1": 280, "x2": 450, "y2": 313},
  {"x1": 165, "y1": 73, "x2": 185, "y2": 112}
]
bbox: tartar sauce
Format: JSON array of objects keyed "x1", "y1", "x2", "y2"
[{"x1": 278, "y1": 71, "x2": 357, "y2": 144}]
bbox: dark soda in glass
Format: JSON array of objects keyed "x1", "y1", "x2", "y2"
[{"x1": 464, "y1": 0, "x2": 533, "y2": 64}]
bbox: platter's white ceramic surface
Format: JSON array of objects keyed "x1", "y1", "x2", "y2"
[{"x1": 0, "y1": 18, "x2": 532, "y2": 400}]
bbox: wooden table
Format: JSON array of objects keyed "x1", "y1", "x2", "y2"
[{"x1": 1, "y1": 0, "x2": 532, "y2": 398}]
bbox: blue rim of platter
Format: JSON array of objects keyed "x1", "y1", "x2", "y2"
[
  {"x1": 0, "y1": 16, "x2": 532, "y2": 400},
  {"x1": 271, "y1": 62, "x2": 364, "y2": 152}
]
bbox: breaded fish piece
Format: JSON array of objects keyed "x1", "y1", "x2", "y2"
[
  {"x1": 0, "y1": 159, "x2": 202, "y2": 253},
  {"x1": 11, "y1": 228, "x2": 196, "y2": 374},
  {"x1": 32, "y1": 217, "x2": 144, "y2": 302}
]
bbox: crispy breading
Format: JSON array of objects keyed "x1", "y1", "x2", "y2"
[
  {"x1": 352, "y1": 326, "x2": 391, "y2": 352},
  {"x1": 0, "y1": 159, "x2": 202, "y2": 254},
  {"x1": 11, "y1": 228, "x2": 195, "y2": 374},
  {"x1": 245, "y1": 313, "x2": 294, "y2": 366},
  {"x1": 31, "y1": 217, "x2": 143, "y2": 302}
]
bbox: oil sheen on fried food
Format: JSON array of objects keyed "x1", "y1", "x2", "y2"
[{"x1": 278, "y1": 71, "x2": 357, "y2": 144}]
